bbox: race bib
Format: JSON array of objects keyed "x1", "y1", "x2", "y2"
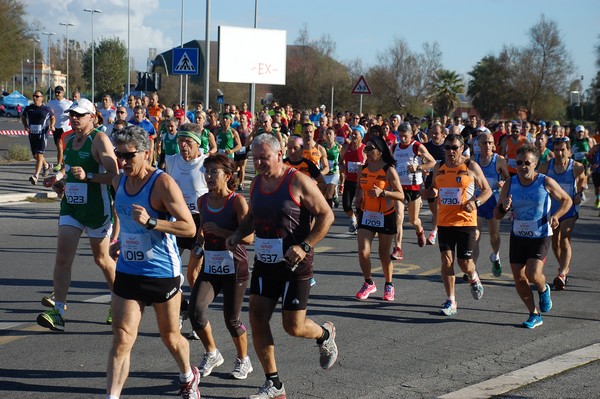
[
  {"x1": 121, "y1": 233, "x2": 154, "y2": 261},
  {"x1": 347, "y1": 161, "x2": 360, "y2": 173},
  {"x1": 30, "y1": 124, "x2": 42, "y2": 134},
  {"x1": 573, "y1": 151, "x2": 585, "y2": 161},
  {"x1": 512, "y1": 219, "x2": 540, "y2": 238},
  {"x1": 507, "y1": 159, "x2": 517, "y2": 169},
  {"x1": 237, "y1": 146, "x2": 246, "y2": 155},
  {"x1": 255, "y1": 237, "x2": 284, "y2": 264},
  {"x1": 182, "y1": 191, "x2": 197, "y2": 212},
  {"x1": 65, "y1": 182, "x2": 88, "y2": 205},
  {"x1": 439, "y1": 187, "x2": 462, "y2": 205},
  {"x1": 204, "y1": 250, "x2": 235, "y2": 275},
  {"x1": 361, "y1": 210, "x2": 384, "y2": 228}
]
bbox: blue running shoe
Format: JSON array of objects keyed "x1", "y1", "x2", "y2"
[
  {"x1": 522, "y1": 313, "x2": 543, "y2": 329},
  {"x1": 539, "y1": 283, "x2": 552, "y2": 312},
  {"x1": 439, "y1": 300, "x2": 457, "y2": 316}
]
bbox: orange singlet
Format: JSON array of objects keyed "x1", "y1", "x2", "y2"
[
  {"x1": 359, "y1": 164, "x2": 394, "y2": 215},
  {"x1": 435, "y1": 160, "x2": 476, "y2": 227}
]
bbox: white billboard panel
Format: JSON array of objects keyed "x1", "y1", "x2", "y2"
[{"x1": 218, "y1": 26, "x2": 287, "y2": 85}]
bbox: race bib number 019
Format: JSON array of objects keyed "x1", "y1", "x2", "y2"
[
  {"x1": 65, "y1": 182, "x2": 88, "y2": 204},
  {"x1": 121, "y1": 233, "x2": 154, "y2": 261},
  {"x1": 255, "y1": 237, "x2": 284, "y2": 264}
]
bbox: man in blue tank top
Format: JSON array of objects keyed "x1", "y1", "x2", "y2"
[
  {"x1": 537, "y1": 138, "x2": 586, "y2": 290},
  {"x1": 495, "y1": 144, "x2": 572, "y2": 329}
]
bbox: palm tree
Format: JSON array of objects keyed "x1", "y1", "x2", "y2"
[{"x1": 431, "y1": 69, "x2": 464, "y2": 118}]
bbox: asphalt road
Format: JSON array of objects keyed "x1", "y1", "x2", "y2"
[{"x1": 1, "y1": 118, "x2": 600, "y2": 398}]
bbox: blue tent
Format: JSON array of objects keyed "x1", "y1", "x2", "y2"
[{"x1": 0, "y1": 91, "x2": 29, "y2": 107}]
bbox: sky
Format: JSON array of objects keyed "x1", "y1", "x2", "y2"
[{"x1": 25, "y1": 0, "x2": 599, "y2": 94}]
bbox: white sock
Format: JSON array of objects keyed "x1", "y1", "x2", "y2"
[
  {"x1": 470, "y1": 271, "x2": 479, "y2": 282},
  {"x1": 448, "y1": 296, "x2": 456, "y2": 303},
  {"x1": 179, "y1": 368, "x2": 193, "y2": 383},
  {"x1": 107, "y1": 395, "x2": 119, "y2": 399},
  {"x1": 55, "y1": 302, "x2": 67, "y2": 317}
]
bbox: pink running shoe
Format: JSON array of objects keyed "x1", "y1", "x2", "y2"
[
  {"x1": 391, "y1": 246, "x2": 404, "y2": 260},
  {"x1": 356, "y1": 282, "x2": 377, "y2": 300},
  {"x1": 383, "y1": 284, "x2": 395, "y2": 301},
  {"x1": 416, "y1": 229, "x2": 426, "y2": 247}
]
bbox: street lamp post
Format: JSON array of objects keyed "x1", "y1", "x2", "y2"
[
  {"x1": 59, "y1": 22, "x2": 75, "y2": 96},
  {"x1": 83, "y1": 8, "x2": 102, "y2": 103},
  {"x1": 31, "y1": 37, "x2": 40, "y2": 92},
  {"x1": 42, "y1": 32, "x2": 56, "y2": 98}
]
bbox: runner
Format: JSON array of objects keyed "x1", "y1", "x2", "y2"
[
  {"x1": 107, "y1": 125, "x2": 200, "y2": 398},
  {"x1": 354, "y1": 136, "x2": 404, "y2": 301},
  {"x1": 188, "y1": 154, "x2": 254, "y2": 380},
  {"x1": 322, "y1": 127, "x2": 343, "y2": 207},
  {"x1": 391, "y1": 122, "x2": 436, "y2": 260},
  {"x1": 341, "y1": 127, "x2": 366, "y2": 234},
  {"x1": 495, "y1": 143, "x2": 572, "y2": 328},
  {"x1": 537, "y1": 138, "x2": 586, "y2": 290},
  {"x1": 226, "y1": 133, "x2": 337, "y2": 399},
  {"x1": 21, "y1": 90, "x2": 54, "y2": 184},
  {"x1": 474, "y1": 133, "x2": 510, "y2": 277},
  {"x1": 423, "y1": 122, "x2": 447, "y2": 245},
  {"x1": 36, "y1": 99, "x2": 119, "y2": 331},
  {"x1": 425, "y1": 133, "x2": 492, "y2": 316}
]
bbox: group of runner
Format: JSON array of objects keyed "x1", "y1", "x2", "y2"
[{"x1": 23, "y1": 89, "x2": 598, "y2": 398}]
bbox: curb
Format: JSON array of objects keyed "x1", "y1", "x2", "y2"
[{"x1": 0, "y1": 191, "x2": 58, "y2": 204}]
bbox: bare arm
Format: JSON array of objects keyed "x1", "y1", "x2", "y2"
[
  {"x1": 467, "y1": 161, "x2": 492, "y2": 212},
  {"x1": 494, "y1": 178, "x2": 512, "y2": 220},
  {"x1": 417, "y1": 145, "x2": 436, "y2": 171},
  {"x1": 544, "y1": 176, "x2": 573, "y2": 227},
  {"x1": 318, "y1": 145, "x2": 329, "y2": 175},
  {"x1": 573, "y1": 162, "x2": 587, "y2": 205},
  {"x1": 229, "y1": 130, "x2": 242, "y2": 154}
]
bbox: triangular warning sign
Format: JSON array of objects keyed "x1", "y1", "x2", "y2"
[
  {"x1": 351, "y1": 75, "x2": 372, "y2": 95},
  {"x1": 174, "y1": 52, "x2": 196, "y2": 73}
]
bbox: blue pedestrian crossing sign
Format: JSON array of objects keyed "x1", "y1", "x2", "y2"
[{"x1": 172, "y1": 48, "x2": 199, "y2": 75}]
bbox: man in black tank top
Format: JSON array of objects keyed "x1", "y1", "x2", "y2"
[{"x1": 226, "y1": 133, "x2": 338, "y2": 399}]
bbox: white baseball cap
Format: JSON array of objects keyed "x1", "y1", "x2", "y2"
[{"x1": 65, "y1": 98, "x2": 96, "y2": 114}]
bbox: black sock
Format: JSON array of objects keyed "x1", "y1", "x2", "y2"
[
  {"x1": 385, "y1": 282, "x2": 393, "y2": 287},
  {"x1": 266, "y1": 372, "x2": 282, "y2": 389},
  {"x1": 316, "y1": 325, "x2": 330, "y2": 345},
  {"x1": 365, "y1": 278, "x2": 374, "y2": 285}
]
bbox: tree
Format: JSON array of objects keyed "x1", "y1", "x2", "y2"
[
  {"x1": 0, "y1": 0, "x2": 31, "y2": 83},
  {"x1": 83, "y1": 37, "x2": 128, "y2": 101},
  {"x1": 367, "y1": 38, "x2": 441, "y2": 116},
  {"x1": 51, "y1": 38, "x2": 86, "y2": 95},
  {"x1": 467, "y1": 55, "x2": 512, "y2": 120},
  {"x1": 272, "y1": 25, "x2": 351, "y2": 110},
  {"x1": 431, "y1": 69, "x2": 464, "y2": 118}
]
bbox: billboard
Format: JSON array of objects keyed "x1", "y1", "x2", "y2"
[{"x1": 218, "y1": 26, "x2": 287, "y2": 85}]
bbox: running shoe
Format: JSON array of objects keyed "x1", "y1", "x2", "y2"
[
  {"x1": 188, "y1": 330, "x2": 200, "y2": 340},
  {"x1": 238, "y1": 184, "x2": 244, "y2": 192},
  {"x1": 391, "y1": 246, "x2": 404, "y2": 260},
  {"x1": 29, "y1": 175, "x2": 38, "y2": 185},
  {"x1": 470, "y1": 280, "x2": 484, "y2": 300},
  {"x1": 595, "y1": 197, "x2": 600, "y2": 209},
  {"x1": 106, "y1": 306, "x2": 113, "y2": 325},
  {"x1": 332, "y1": 196, "x2": 339, "y2": 208},
  {"x1": 522, "y1": 313, "x2": 543, "y2": 329},
  {"x1": 490, "y1": 254, "x2": 502, "y2": 277},
  {"x1": 248, "y1": 380, "x2": 286, "y2": 399},
  {"x1": 310, "y1": 277, "x2": 316, "y2": 287},
  {"x1": 383, "y1": 284, "x2": 395, "y2": 301},
  {"x1": 41, "y1": 163, "x2": 53, "y2": 177},
  {"x1": 553, "y1": 274, "x2": 567, "y2": 291},
  {"x1": 231, "y1": 357, "x2": 253, "y2": 380},
  {"x1": 198, "y1": 349, "x2": 224, "y2": 377},
  {"x1": 416, "y1": 229, "x2": 426, "y2": 247},
  {"x1": 539, "y1": 283, "x2": 552, "y2": 313},
  {"x1": 37, "y1": 308, "x2": 65, "y2": 332},
  {"x1": 426, "y1": 230, "x2": 437, "y2": 245},
  {"x1": 319, "y1": 321, "x2": 338, "y2": 369},
  {"x1": 179, "y1": 365, "x2": 201, "y2": 399},
  {"x1": 52, "y1": 164, "x2": 62, "y2": 173},
  {"x1": 348, "y1": 220, "x2": 358, "y2": 234},
  {"x1": 41, "y1": 292, "x2": 55, "y2": 308},
  {"x1": 355, "y1": 281, "x2": 377, "y2": 300},
  {"x1": 440, "y1": 300, "x2": 457, "y2": 316}
]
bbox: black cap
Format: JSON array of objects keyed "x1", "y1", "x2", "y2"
[{"x1": 54, "y1": 85, "x2": 65, "y2": 93}]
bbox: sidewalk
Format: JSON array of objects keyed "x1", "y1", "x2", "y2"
[{"x1": 0, "y1": 161, "x2": 58, "y2": 204}]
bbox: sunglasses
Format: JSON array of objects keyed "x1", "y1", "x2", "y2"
[
  {"x1": 365, "y1": 145, "x2": 379, "y2": 152},
  {"x1": 33, "y1": 95, "x2": 43, "y2": 98},
  {"x1": 445, "y1": 145, "x2": 461, "y2": 151},
  {"x1": 116, "y1": 110, "x2": 126, "y2": 114},
  {"x1": 69, "y1": 111, "x2": 89, "y2": 118},
  {"x1": 516, "y1": 160, "x2": 534, "y2": 166},
  {"x1": 553, "y1": 137, "x2": 570, "y2": 143},
  {"x1": 114, "y1": 149, "x2": 143, "y2": 160}
]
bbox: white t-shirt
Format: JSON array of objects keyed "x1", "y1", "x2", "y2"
[{"x1": 47, "y1": 98, "x2": 73, "y2": 130}]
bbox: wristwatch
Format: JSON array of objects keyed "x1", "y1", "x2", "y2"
[
  {"x1": 86, "y1": 172, "x2": 94, "y2": 182},
  {"x1": 145, "y1": 217, "x2": 157, "y2": 230},
  {"x1": 474, "y1": 199, "x2": 482, "y2": 208},
  {"x1": 299, "y1": 241, "x2": 313, "y2": 253}
]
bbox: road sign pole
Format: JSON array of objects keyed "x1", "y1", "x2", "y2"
[{"x1": 359, "y1": 94, "x2": 363, "y2": 115}]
